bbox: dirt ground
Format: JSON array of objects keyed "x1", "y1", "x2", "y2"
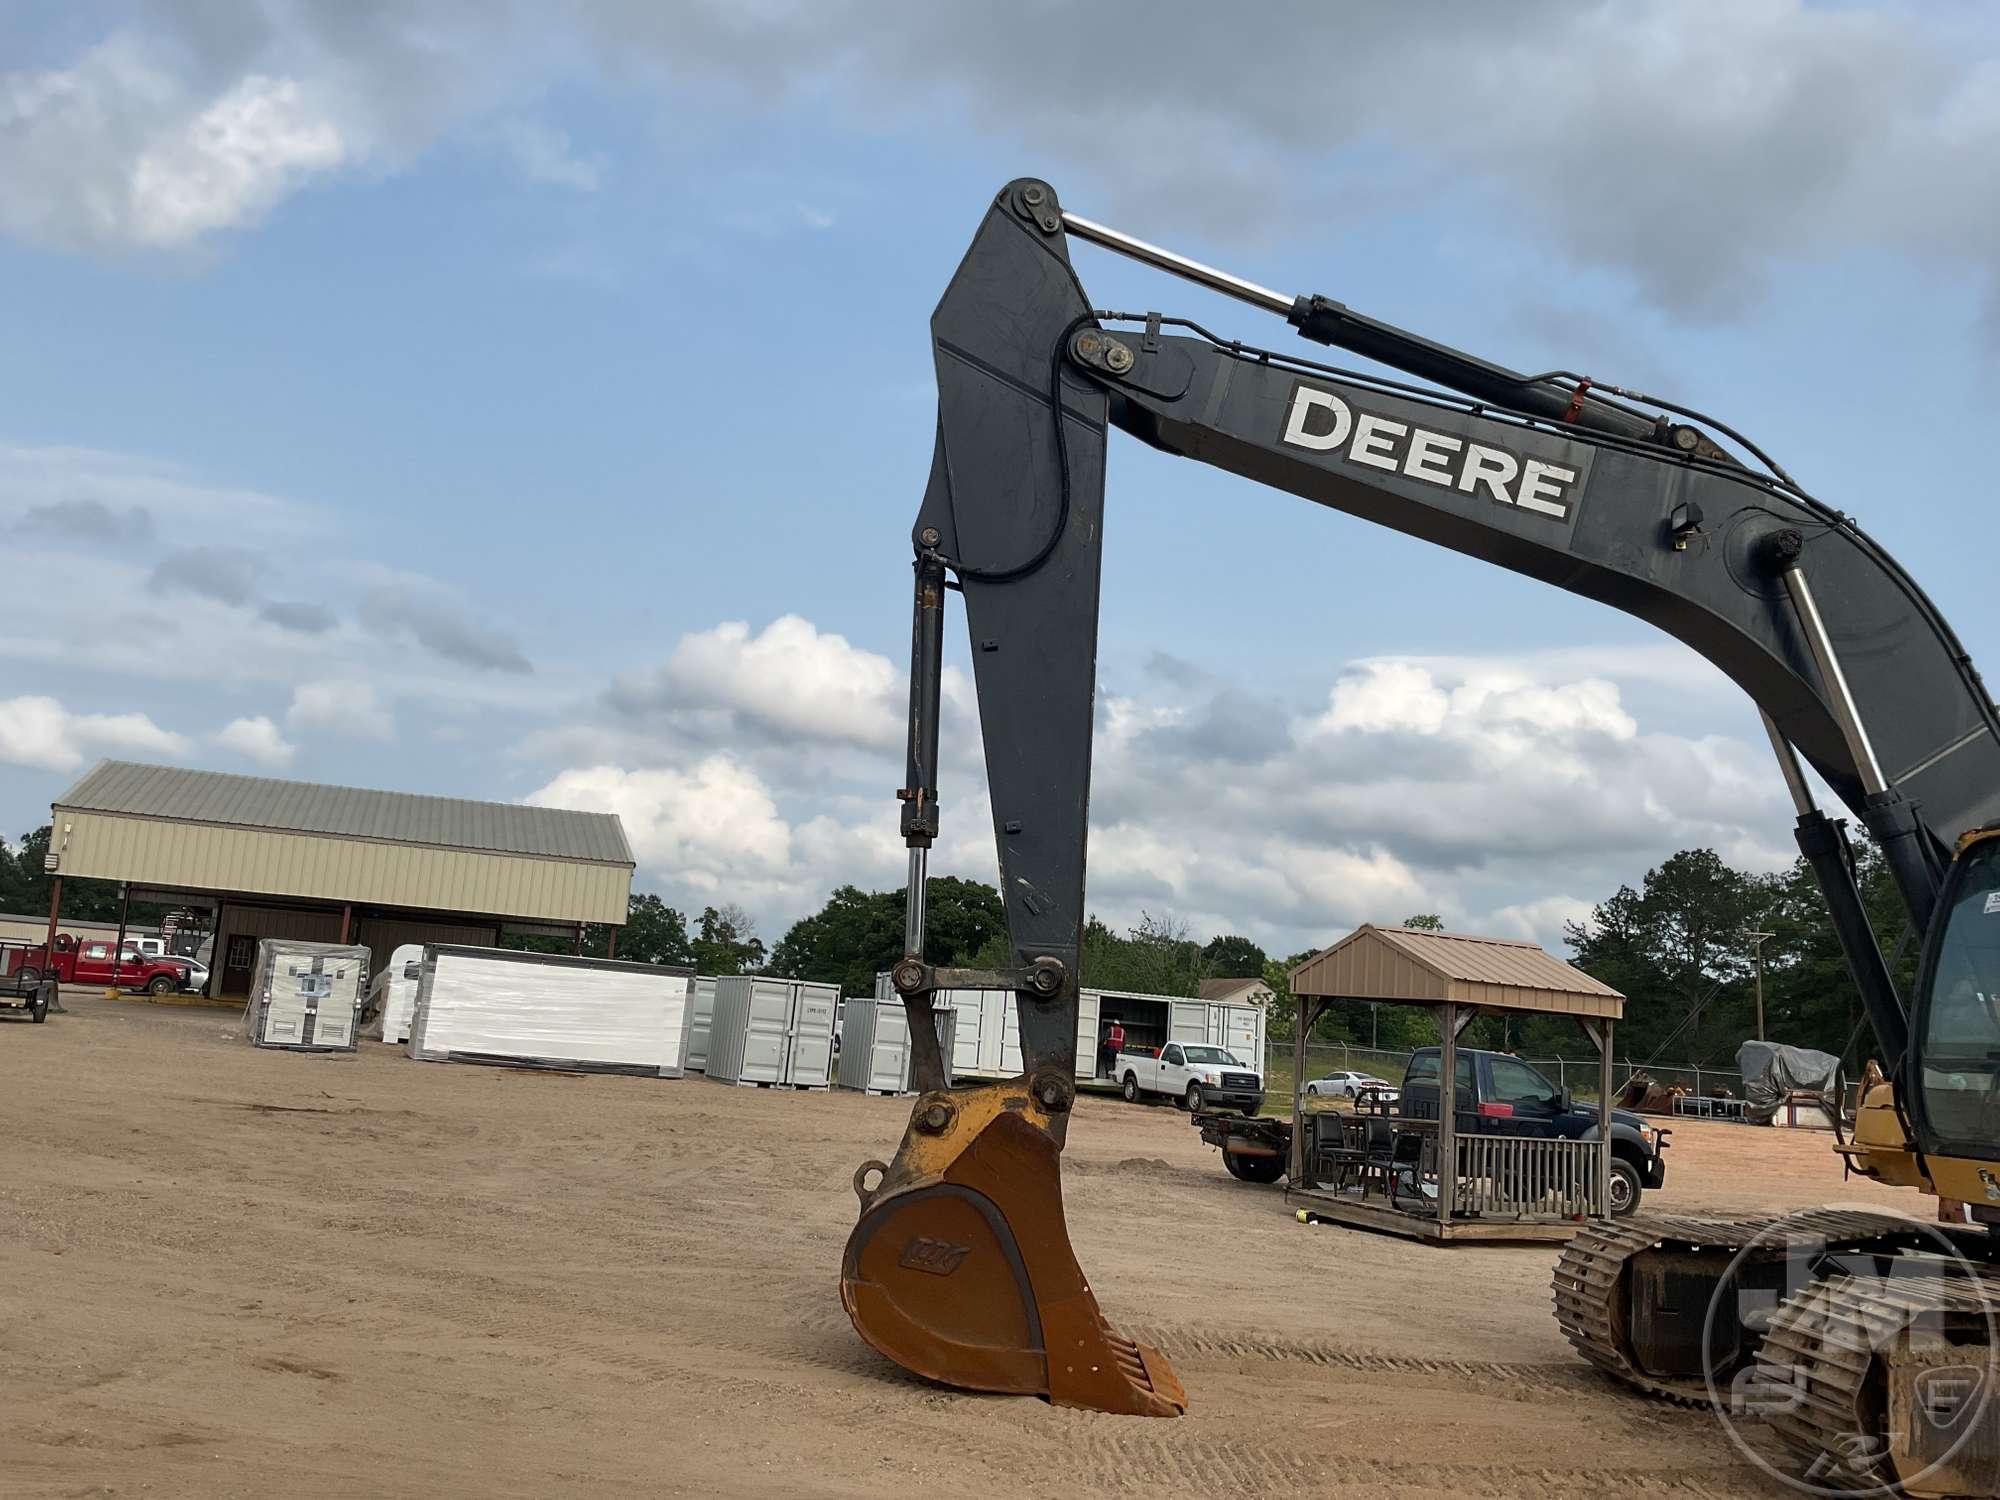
[{"x1": 1, "y1": 996, "x2": 1918, "y2": 1499}]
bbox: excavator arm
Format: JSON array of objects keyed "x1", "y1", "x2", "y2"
[{"x1": 839, "y1": 178, "x2": 2000, "y2": 1416}]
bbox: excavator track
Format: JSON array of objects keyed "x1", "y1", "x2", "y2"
[
  {"x1": 1756, "y1": 1269, "x2": 1999, "y2": 1498},
  {"x1": 1554, "y1": 1209, "x2": 1931, "y2": 1406}
]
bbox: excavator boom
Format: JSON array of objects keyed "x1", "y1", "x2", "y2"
[{"x1": 841, "y1": 178, "x2": 2000, "y2": 1428}]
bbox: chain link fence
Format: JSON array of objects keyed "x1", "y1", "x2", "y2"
[{"x1": 1263, "y1": 1040, "x2": 1746, "y2": 1115}]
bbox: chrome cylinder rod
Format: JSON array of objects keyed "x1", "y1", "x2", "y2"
[
  {"x1": 904, "y1": 846, "x2": 928, "y2": 956},
  {"x1": 1781, "y1": 567, "x2": 1888, "y2": 796},
  {"x1": 1759, "y1": 710, "x2": 1819, "y2": 817},
  {"x1": 1060, "y1": 210, "x2": 1293, "y2": 317}
]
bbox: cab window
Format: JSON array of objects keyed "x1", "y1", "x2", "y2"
[
  {"x1": 1918, "y1": 839, "x2": 2000, "y2": 1152},
  {"x1": 84, "y1": 942, "x2": 110, "y2": 960},
  {"x1": 1488, "y1": 1056, "x2": 1561, "y2": 1108},
  {"x1": 1162, "y1": 1044, "x2": 1183, "y2": 1066}
]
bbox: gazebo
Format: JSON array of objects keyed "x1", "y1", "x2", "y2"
[{"x1": 1285, "y1": 925, "x2": 1625, "y2": 1242}]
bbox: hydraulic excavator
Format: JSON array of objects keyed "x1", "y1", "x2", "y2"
[{"x1": 839, "y1": 177, "x2": 2000, "y2": 1487}]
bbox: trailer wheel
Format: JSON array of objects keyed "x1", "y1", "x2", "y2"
[
  {"x1": 1121, "y1": 1073, "x2": 1141, "y2": 1103},
  {"x1": 29, "y1": 986, "x2": 49, "y2": 1023},
  {"x1": 15, "y1": 968, "x2": 39, "y2": 989},
  {"x1": 146, "y1": 974, "x2": 175, "y2": 995},
  {"x1": 1223, "y1": 1151, "x2": 1285, "y2": 1184}
]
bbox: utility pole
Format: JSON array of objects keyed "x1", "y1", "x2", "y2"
[{"x1": 1747, "y1": 931, "x2": 1777, "y2": 1041}]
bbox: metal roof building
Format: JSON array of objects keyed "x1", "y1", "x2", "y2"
[
  {"x1": 1283, "y1": 925, "x2": 1625, "y2": 1242},
  {"x1": 1289, "y1": 925, "x2": 1624, "y2": 1021},
  {"x1": 46, "y1": 761, "x2": 633, "y2": 998}
]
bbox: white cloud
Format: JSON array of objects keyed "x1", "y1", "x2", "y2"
[
  {"x1": 213, "y1": 715, "x2": 296, "y2": 767},
  {"x1": 610, "y1": 614, "x2": 905, "y2": 751},
  {"x1": 287, "y1": 679, "x2": 393, "y2": 742},
  {"x1": 517, "y1": 610, "x2": 1797, "y2": 959},
  {"x1": 127, "y1": 74, "x2": 345, "y2": 247},
  {"x1": 525, "y1": 758, "x2": 795, "y2": 893},
  {"x1": 8, "y1": 6, "x2": 1995, "y2": 317},
  {"x1": 0, "y1": 695, "x2": 188, "y2": 772},
  {"x1": 496, "y1": 118, "x2": 604, "y2": 191},
  {"x1": 0, "y1": 40, "x2": 345, "y2": 252}
]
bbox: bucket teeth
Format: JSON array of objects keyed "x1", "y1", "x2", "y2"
[{"x1": 841, "y1": 1082, "x2": 1187, "y2": 1416}]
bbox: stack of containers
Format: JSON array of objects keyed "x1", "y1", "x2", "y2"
[
  {"x1": 242, "y1": 939, "x2": 369, "y2": 1052},
  {"x1": 703, "y1": 975, "x2": 838, "y2": 1088}
]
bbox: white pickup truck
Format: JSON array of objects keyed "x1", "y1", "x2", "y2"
[{"x1": 1117, "y1": 1042, "x2": 1264, "y2": 1115}]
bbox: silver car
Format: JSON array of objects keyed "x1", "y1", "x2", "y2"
[{"x1": 1303, "y1": 1068, "x2": 1393, "y2": 1098}]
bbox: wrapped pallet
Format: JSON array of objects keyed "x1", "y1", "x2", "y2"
[
  {"x1": 367, "y1": 943, "x2": 426, "y2": 1045},
  {"x1": 242, "y1": 939, "x2": 368, "y2": 1052},
  {"x1": 836, "y1": 996, "x2": 957, "y2": 1096},
  {"x1": 704, "y1": 976, "x2": 838, "y2": 1088},
  {"x1": 407, "y1": 946, "x2": 694, "y2": 1076}
]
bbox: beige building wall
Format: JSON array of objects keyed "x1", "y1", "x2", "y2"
[{"x1": 54, "y1": 809, "x2": 630, "y2": 925}]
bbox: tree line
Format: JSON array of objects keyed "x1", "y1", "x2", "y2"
[{"x1": 11, "y1": 809, "x2": 1911, "y2": 1073}]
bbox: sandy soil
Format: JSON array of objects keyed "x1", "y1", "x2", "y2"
[{"x1": 1, "y1": 995, "x2": 1918, "y2": 1499}]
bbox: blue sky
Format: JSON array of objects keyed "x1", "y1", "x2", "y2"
[{"x1": 3, "y1": 2, "x2": 1997, "y2": 957}]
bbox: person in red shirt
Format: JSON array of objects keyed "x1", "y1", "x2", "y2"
[{"x1": 1101, "y1": 1020, "x2": 1126, "y2": 1079}]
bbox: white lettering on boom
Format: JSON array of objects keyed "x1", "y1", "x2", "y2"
[{"x1": 1278, "y1": 384, "x2": 1579, "y2": 521}]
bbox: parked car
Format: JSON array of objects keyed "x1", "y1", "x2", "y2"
[
  {"x1": 1118, "y1": 1042, "x2": 1264, "y2": 1114},
  {"x1": 1304, "y1": 1068, "x2": 1394, "y2": 1099},
  {"x1": 6, "y1": 933, "x2": 190, "y2": 994},
  {"x1": 1398, "y1": 1046, "x2": 1668, "y2": 1215}
]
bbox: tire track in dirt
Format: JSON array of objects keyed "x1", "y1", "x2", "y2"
[
  {"x1": 1062, "y1": 1433, "x2": 1765, "y2": 1499},
  {"x1": 1128, "y1": 1325, "x2": 1607, "y2": 1395}
]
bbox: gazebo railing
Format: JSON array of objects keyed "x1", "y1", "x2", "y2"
[{"x1": 1452, "y1": 1133, "x2": 1601, "y2": 1219}]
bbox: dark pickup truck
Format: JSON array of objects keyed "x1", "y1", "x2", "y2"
[
  {"x1": 1399, "y1": 1046, "x2": 1668, "y2": 1215},
  {"x1": 1196, "y1": 1046, "x2": 1668, "y2": 1215}
]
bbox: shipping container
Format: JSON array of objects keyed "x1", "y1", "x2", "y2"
[
  {"x1": 407, "y1": 945, "x2": 693, "y2": 1076},
  {"x1": 704, "y1": 976, "x2": 839, "y2": 1088},
  {"x1": 836, "y1": 997, "x2": 958, "y2": 1095},
  {"x1": 876, "y1": 974, "x2": 1267, "y2": 1083},
  {"x1": 243, "y1": 939, "x2": 368, "y2": 1052},
  {"x1": 680, "y1": 976, "x2": 719, "y2": 1072}
]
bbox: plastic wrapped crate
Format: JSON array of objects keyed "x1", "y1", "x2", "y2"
[
  {"x1": 242, "y1": 939, "x2": 368, "y2": 1051},
  {"x1": 407, "y1": 946, "x2": 694, "y2": 1076}
]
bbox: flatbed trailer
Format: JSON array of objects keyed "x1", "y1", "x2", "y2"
[
  {"x1": 1193, "y1": 1110, "x2": 1291, "y2": 1183},
  {"x1": 0, "y1": 941, "x2": 55, "y2": 1023}
]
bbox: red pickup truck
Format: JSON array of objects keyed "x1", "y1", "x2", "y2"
[{"x1": 5, "y1": 933, "x2": 191, "y2": 994}]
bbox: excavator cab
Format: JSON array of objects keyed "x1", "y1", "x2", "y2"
[{"x1": 1907, "y1": 830, "x2": 2000, "y2": 1171}]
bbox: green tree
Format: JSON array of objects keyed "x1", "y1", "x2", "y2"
[
  {"x1": 769, "y1": 878, "x2": 1004, "y2": 995},
  {"x1": 692, "y1": 904, "x2": 766, "y2": 976},
  {"x1": 1202, "y1": 932, "x2": 1267, "y2": 978},
  {"x1": 617, "y1": 893, "x2": 695, "y2": 966},
  {"x1": 1567, "y1": 848, "x2": 1765, "y2": 1066},
  {"x1": 1402, "y1": 912, "x2": 1446, "y2": 931}
]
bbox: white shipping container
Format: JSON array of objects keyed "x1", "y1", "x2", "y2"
[
  {"x1": 877, "y1": 974, "x2": 1268, "y2": 1083},
  {"x1": 705, "y1": 976, "x2": 839, "y2": 1088},
  {"x1": 407, "y1": 946, "x2": 693, "y2": 1076},
  {"x1": 681, "y1": 976, "x2": 719, "y2": 1072},
  {"x1": 244, "y1": 939, "x2": 368, "y2": 1052},
  {"x1": 836, "y1": 997, "x2": 958, "y2": 1095}
]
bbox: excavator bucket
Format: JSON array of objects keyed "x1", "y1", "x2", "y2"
[{"x1": 840, "y1": 1079, "x2": 1187, "y2": 1417}]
